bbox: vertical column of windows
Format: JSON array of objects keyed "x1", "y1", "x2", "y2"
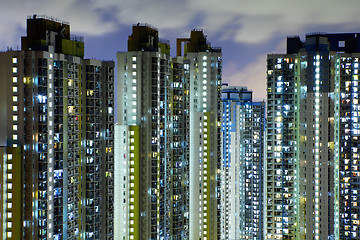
[
  {"x1": 12, "y1": 58, "x2": 18, "y2": 147},
  {"x1": 314, "y1": 55, "x2": 321, "y2": 240},
  {"x1": 5, "y1": 153, "x2": 13, "y2": 239}
]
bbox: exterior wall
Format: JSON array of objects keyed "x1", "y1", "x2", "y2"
[
  {"x1": 116, "y1": 49, "x2": 173, "y2": 239},
  {"x1": 334, "y1": 54, "x2": 360, "y2": 239},
  {"x1": 187, "y1": 51, "x2": 222, "y2": 240},
  {"x1": 0, "y1": 147, "x2": 22, "y2": 240},
  {"x1": 266, "y1": 55, "x2": 300, "y2": 240},
  {"x1": 82, "y1": 59, "x2": 115, "y2": 239}
]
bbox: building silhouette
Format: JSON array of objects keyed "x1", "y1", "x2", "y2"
[
  {"x1": 0, "y1": 15, "x2": 114, "y2": 239},
  {"x1": 266, "y1": 33, "x2": 360, "y2": 239},
  {"x1": 114, "y1": 24, "x2": 222, "y2": 240},
  {"x1": 221, "y1": 86, "x2": 265, "y2": 240}
]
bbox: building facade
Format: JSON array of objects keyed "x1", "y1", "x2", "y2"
[
  {"x1": 221, "y1": 86, "x2": 265, "y2": 240},
  {"x1": 0, "y1": 15, "x2": 114, "y2": 240},
  {"x1": 115, "y1": 25, "x2": 222, "y2": 240},
  {"x1": 266, "y1": 33, "x2": 360, "y2": 239}
]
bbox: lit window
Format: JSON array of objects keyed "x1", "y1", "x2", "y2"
[
  {"x1": 13, "y1": 96, "x2": 17, "y2": 102},
  {"x1": 12, "y1": 67, "x2": 17, "y2": 73},
  {"x1": 8, "y1": 164, "x2": 12, "y2": 170},
  {"x1": 12, "y1": 77, "x2": 17, "y2": 83},
  {"x1": 13, "y1": 106, "x2": 17, "y2": 112},
  {"x1": 12, "y1": 58, "x2": 17, "y2": 64},
  {"x1": 132, "y1": 56, "x2": 136, "y2": 62},
  {"x1": 7, "y1": 183, "x2": 12, "y2": 189},
  {"x1": 7, "y1": 232, "x2": 12, "y2": 238},
  {"x1": 7, "y1": 222, "x2": 12, "y2": 228},
  {"x1": 12, "y1": 116, "x2": 17, "y2": 121},
  {"x1": 12, "y1": 135, "x2": 17, "y2": 141},
  {"x1": 13, "y1": 125, "x2": 17, "y2": 131},
  {"x1": 13, "y1": 87, "x2": 17, "y2": 93},
  {"x1": 7, "y1": 193, "x2": 12, "y2": 199}
]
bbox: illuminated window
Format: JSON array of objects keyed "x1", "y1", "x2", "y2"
[
  {"x1": 12, "y1": 116, "x2": 17, "y2": 121},
  {"x1": 12, "y1": 77, "x2": 17, "y2": 83},
  {"x1": 7, "y1": 232, "x2": 12, "y2": 238},
  {"x1": 12, "y1": 67, "x2": 17, "y2": 73},
  {"x1": 8, "y1": 164, "x2": 12, "y2": 170},
  {"x1": 7, "y1": 193, "x2": 12, "y2": 199},
  {"x1": 13, "y1": 125, "x2": 17, "y2": 131},
  {"x1": 7, "y1": 222, "x2": 12, "y2": 228},
  {"x1": 12, "y1": 57, "x2": 17, "y2": 64},
  {"x1": 13, "y1": 87, "x2": 17, "y2": 93},
  {"x1": 7, "y1": 183, "x2": 12, "y2": 190},
  {"x1": 13, "y1": 96, "x2": 17, "y2": 102},
  {"x1": 13, "y1": 106, "x2": 17, "y2": 112}
]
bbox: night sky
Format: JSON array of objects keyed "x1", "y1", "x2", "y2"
[{"x1": 1, "y1": 0, "x2": 360, "y2": 100}]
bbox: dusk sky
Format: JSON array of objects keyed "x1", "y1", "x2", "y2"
[{"x1": 1, "y1": 0, "x2": 360, "y2": 100}]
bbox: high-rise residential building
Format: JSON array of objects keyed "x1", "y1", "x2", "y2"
[
  {"x1": 0, "y1": 15, "x2": 114, "y2": 239},
  {"x1": 266, "y1": 33, "x2": 360, "y2": 239},
  {"x1": 221, "y1": 86, "x2": 265, "y2": 240},
  {"x1": 115, "y1": 24, "x2": 222, "y2": 240}
]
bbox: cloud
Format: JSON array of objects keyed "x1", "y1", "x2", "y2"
[
  {"x1": 224, "y1": 55, "x2": 267, "y2": 101},
  {"x1": 1, "y1": 0, "x2": 360, "y2": 48},
  {"x1": 2, "y1": 0, "x2": 360, "y2": 95},
  {"x1": 223, "y1": 39, "x2": 286, "y2": 101}
]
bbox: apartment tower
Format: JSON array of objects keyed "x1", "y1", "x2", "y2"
[
  {"x1": 266, "y1": 33, "x2": 360, "y2": 239},
  {"x1": 0, "y1": 15, "x2": 115, "y2": 239},
  {"x1": 115, "y1": 25, "x2": 222, "y2": 240},
  {"x1": 221, "y1": 86, "x2": 265, "y2": 240}
]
